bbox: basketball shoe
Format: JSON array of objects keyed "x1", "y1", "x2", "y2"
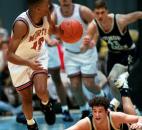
[
  {"x1": 40, "y1": 101, "x2": 56, "y2": 125},
  {"x1": 27, "y1": 120, "x2": 38, "y2": 130}
]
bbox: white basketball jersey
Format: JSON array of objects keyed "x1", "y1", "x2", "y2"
[
  {"x1": 12, "y1": 10, "x2": 49, "y2": 60},
  {"x1": 56, "y1": 4, "x2": 87, "y2": 52}
]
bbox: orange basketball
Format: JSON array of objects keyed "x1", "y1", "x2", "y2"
[{"x1": 59, "y1": 19, "x2": 83, "y2": 43}]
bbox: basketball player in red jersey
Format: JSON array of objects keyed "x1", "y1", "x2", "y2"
[{"x1": 7, "y1": 0, "x2": 62, "y2": 129}]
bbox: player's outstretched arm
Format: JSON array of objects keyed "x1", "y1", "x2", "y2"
[
  {"x1": 81, "y1": 20, "x2": 98, "y2": 52},
  {"x1": 118, "y1": 11, "x2": 142, "y2": 28},
  {"x1": 112, "y1": 111, "x2": 142, "y2": 129}
]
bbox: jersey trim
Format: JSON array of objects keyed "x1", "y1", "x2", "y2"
[
  {"x1": 16, "y1": 81, "x2": 33, "y2": 91},
  {"x1": 109, "y1": 112, "x2": 120, "y2": 130},
  {"x1": 86, "y1": 117, "x2": 92, "y2": 130}
]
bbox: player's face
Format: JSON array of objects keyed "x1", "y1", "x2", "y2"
[
  {"x1": 92, "y1": 106, "x2": 108, "y2": 124},
  {"x1": 59, "y1": 0, "x2": 72, "y2": 7},
  {"x1": 36, "y1": 0, "x2": 49, "y2": 16},
  {"x1": 94, "y1": 8, "x2": 108, "y2": 22}
]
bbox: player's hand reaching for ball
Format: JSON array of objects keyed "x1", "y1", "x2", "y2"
[
  {"x1": 80, "y1": 35, "x2": 94, "y2": 52},
  {"x1": 83, "y1": 35, "x2": 91, "y2": 45},
  {"x1": 48, "y1": 39, "x2": 60, "y2": 46}
]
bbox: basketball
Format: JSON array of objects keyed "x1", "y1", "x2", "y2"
[{"x1": 59, "y1": 19, "x2": 83, "y2": 43}]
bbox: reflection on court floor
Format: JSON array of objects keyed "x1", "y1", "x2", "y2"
[{"x1": 0, "y1": 110, "x2": 80, "y2": 130}]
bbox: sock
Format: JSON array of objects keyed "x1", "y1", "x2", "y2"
[
  {"x1": 27, "y1": 118, "x2": 35, "y2": 125},
  {"x1": 110, "y1": 98, "x2": 120, "y2": 111},
  {"x1": 41, "y1": 100, "x2": 49, "y2": 105},
  {"x1": 62, "y1": 105, "x2": 69, "y2": 112}
]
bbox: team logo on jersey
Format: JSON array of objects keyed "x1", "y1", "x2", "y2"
[
  {"x1": 29, "y1": 28, "x2": 47, "y2": 42},
  {"x1": 29, "y1": 28, "x2": 47, "y2": 50}
]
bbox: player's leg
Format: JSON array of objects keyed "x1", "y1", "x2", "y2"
[
  {"x1": 69, "y1": 74, "x2": 90, "y2": 119},
  {"x1": 33, "y1": 72, "x2": 56, "y2": 125},
  {"x1": 48, "y1": 45, "x2": 73, "y2": 121},
  {"x1": 82, "y1": 47, "x2": 105, "y2": 98},
  {"x1": 49, "y1": 68, "x2": 73, "y2": 122},
  {"x1": 8, "y1": 63, "x2": 38, "y2": 129},
  {"x1": 64, "y1": 51, "x2": 89, "y2": 118},
  {"x1": 114, "y1": 72, "x2": 136, "y2": 115},
  {"x1": 18, "y1": 86, "x2": 38, "y2": 130}
]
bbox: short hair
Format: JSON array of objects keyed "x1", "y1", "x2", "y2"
[
  {"x1": 94, "y1": 0, "x2": 108, "y2": 9},
  {"x1": 89, "y1": 96, "x2": 110, "y2": 110},
  {"x1": 27, "y1": 0, "x2": 44, "y2": 7}
]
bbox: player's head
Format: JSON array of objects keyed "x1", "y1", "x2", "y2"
[
  {"x1": 89, "y1": 97, "x2": 110, "y2": 123},
  {"x1": 28, "y1": 0, "x2": 49, "y2": 16},
  {"x1": 94, "y1": 0, "x2": 108, "y2": 22},
  {"x1": 58, "y1": 0, "x2": 72, "y2": 7},
  {"x1": 89, "y1": 96, "x2": 109, "y2": 111}
]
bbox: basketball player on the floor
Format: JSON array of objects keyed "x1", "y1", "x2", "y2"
[
  {"x1": 7, "y1": 0, "x2": 62, "y2": 129},
  {"x1": 65, "y1": 96, "x2": 142, "y2": 130},
  {"x1": 55, "y1": 0, "x2": 105, "y2": 119},
  {"x1": 47, "y1": 0, "x2": 73, "y2": 122}
]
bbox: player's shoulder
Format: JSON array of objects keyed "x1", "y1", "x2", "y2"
[
  {"x1": 108, "y1": 13, "x2": 115, "y2": 18},
  {"x1": 16, "y1": 11, "x2": 27, "y2": 20}
]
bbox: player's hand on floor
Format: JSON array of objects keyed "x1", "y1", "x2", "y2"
[{"x1": 130, "y1": 122, "x2": 142, "y2": 129}]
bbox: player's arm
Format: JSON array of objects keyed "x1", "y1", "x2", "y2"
[
  {"x1": 80, "y1": 5, "x2": 94, "y2": 24},
  {"x1": 7, "y1": 21, "x2": 43, "y2": 70},
  {"x1": 47, "y1": 10, "x2": 63, "y2": 37},
  {"x1": 112, "y1": 111, "x2": 142, "y2": 128},
  {"x1": 116, "y1": 112, "x2": 142, "y2": 129},
  {"x1": 45, "y1": 11, "x2": 61, "y2": 46},
  {"x1": 118, "y1": 11, "x2": 142, "y2": 29},
  {"x1": 86, "y1": 20, "x2": 99, "y2": 44},
  {"x1": 7, "y1": 21, "x2": 29, "y2": 65},
  {"x1": 82, "y1": 20, "x2": 99, "y2": 51}
]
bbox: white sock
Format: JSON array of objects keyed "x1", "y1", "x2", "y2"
[
  {"x1": 62, "y1": 105, "x2": 69, "y2": 112},
  {"x1": 110, "y1": 98, "x2": 120, "y2": 111},
  {"x1": 27, "y1": 118, "x2": 35, "y2": 125},
  {"x1": 41, "y1": 100, "x2": 49, "y2": 105}
]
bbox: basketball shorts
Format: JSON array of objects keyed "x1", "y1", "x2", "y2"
[
  {"x1": 64, "y1": 47, "x2": 98, "y2": 77},
  {"x1": 8, "y1": 51, "x2": 48, "y2": 91}
]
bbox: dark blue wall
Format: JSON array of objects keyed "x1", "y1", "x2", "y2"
[{"x1": 0, "y1": 0, "x2": 140, "y2": 34}]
